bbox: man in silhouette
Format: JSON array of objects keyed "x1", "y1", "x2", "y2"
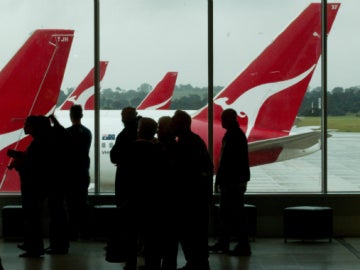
[
  {"x1": 110, "y1": 106, "x2": 140, "y2": 207},
  {"x1": 171, "y1": 110, "x2": 213, "y2": 270},
  {"x1": 123, "y1": 117, "x2": 162, "y2": 270},
  {"x1": 8, "y1": 116, "x2": 53, "y2": 257},
  {"x1": 65, "y1": 105, "x2": 92, "y2": 241},
  {"x1": 209, "y1": 108, "x2": 251, "y2": 256},
  {"x1": 106, "y1": 107, "x2": 140, "y2": 263}
]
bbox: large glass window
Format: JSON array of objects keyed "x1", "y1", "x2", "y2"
[
  {"x1": 1, "y1": 0, "x2": 358, "y2": 194},
  {"x1": 327, "y1": 0, "x2": 360, "y2": 192},
  {"x1": 99, "y1": 0, "x2": 207, "y2": 192},
  {"x1": 214, "y1": 0, "x2": 324, "y2": 193},
  {"x1": 0, "y1": 0, "x2": 93, "y2": 193}
]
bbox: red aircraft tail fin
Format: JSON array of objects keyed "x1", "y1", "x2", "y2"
[
  {"x1": 137, "y1": 72, "x2": 178, "y2": 110},
  {"x1": 193, "y1": 3, "x2": 340, "y2": 143},
  {"x1": 0, "y1": 29, "x2": 74, "y2": 191},
  {"x1": 59, "y1": 61, "x2": 108, "y2": 110}
]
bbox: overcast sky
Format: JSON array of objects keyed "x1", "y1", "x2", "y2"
[{"x1": 1, "y1": 0, "x2": 359, "y2": 91}]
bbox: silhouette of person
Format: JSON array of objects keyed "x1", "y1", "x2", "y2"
[
  {"x1": 171, "y1": 110, "x2": 213, "y2": 270},
  {"x1": 7, "y1": 115, "x2": 53, "y2": 257},
  {"x1": 209, "y1": 108, "x2": 251, "y2": 256},
  {"x1": 45, "y1": 114, "x2": 70, "y2": 254},
  {"x1": 65, "y1": 105, "x2": 92, "y2": 240},
  {"x1": 156, "y1": 116, "x2": 179, "y2": 270},
  {"x1": 123, "y1": 117, "x2": 163, "y2": 270},
  {"x1": 106, "y1": 107, "x2": 140, "y2": 263},
  {"x1": 110, "y1": 107, "x2": 140, "y2": 207}
]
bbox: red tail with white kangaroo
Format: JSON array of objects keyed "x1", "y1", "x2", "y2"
[
  {"x1": 59, "y1": 61, "x2": 108, "y2": 110},
  {"x1": 0, "y1": 29, "x2": 74, "y2": 191},
  {"x1": 192, "y1": 3, "x2": 340, "y2": 170}
]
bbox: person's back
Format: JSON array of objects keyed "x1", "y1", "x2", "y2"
[
  {"x1": 67, "y1": 123, "x2": 91, "y2": 174},
  {"x1": 157, "y1": 116, "x2": 180, "y2": 270},
  {"x1": 210, "y1": 108, "x2": 251, "y2": 256},
  {"x1": 10, "y1": 115, "x2": 53, "y2": 257},
  {"x1": 64, "y1": 105, "x2": 92, "y2": 241},
  {"x1": 171, "y1": 110, "x2": 213, "y2": 270},
  {"x1": 123, "y1": 117, "x2": 163, "y2": 270},
  {"x1": 106, "y1": 107, "x2": 140, "y2": 264},
  {"x1": 110, "y1": 107, "x2": 139, "y2": 206}
]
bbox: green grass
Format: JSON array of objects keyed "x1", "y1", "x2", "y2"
[{"x1": 297, "y1": 115, "x2": 360, "y2": 132}]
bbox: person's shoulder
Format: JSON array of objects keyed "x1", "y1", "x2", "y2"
[{"x1": 80, "y1": 124, "x2": 92, "y2": 134}]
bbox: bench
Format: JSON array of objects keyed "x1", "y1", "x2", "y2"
[{"x1": 283, "y1": 206, "x2": 333, "y2": 243}]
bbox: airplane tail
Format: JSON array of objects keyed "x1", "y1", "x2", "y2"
[
  {"x1": 193, "y1": 3, "x2": 340, "y2": 142},
  {"x1": 137, "y1": 72, "x2": 178, "y2": 110},
  {"x1": 0, "y1": 29, "x2": 74, "y2": 191},
  {"x1": 59, "y1": 61, "x2": 109, "y2": 110}
]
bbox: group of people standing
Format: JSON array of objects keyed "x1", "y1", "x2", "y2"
[
  {"x1": 7, "y1": 105, "x2": 92, "y2": 258},
  {"x1": 7, "y1": 104, "x2": 251, "y2": 269},
  {"x1": 106, "y1": 107, "x2": 251, "y2": 270}
]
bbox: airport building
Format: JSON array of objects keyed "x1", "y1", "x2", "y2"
[{"x1": 0, "y1": 1, "x2": 359, "y2": 269}]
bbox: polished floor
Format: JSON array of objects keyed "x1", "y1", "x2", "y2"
[{"x1": 0, "y1": 238, "x2": 360, "y2": 270}]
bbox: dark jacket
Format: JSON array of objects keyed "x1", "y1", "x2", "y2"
[{"x1": 215, "y1": 125, "x2": 250, "y2": 188}]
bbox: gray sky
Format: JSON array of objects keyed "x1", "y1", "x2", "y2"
[{"x1": 0, "y1": 0, "x2": 359, "y2": 91}]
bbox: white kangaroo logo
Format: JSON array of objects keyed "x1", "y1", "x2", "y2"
[
  {"x1": 214, "y1": 65, "x2": 316, "y2": 137},
  {"x1": 140, "y1": 97, "x2": 172, "y2": 110},
  {"x1": 68, "y1": 86, "x2": 94, "y2": 107}
]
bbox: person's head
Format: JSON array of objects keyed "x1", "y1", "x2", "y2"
[
  {"x1": 157, "y1": 116, "x2": 174, "y2": 142},
  {"x1": 24, "y1": 115, "x2": 37, "y2": 135},
  {"x1": 171, "y1": 110, "x2": 191, "y2": 136},
  {"x1": 70, "y1": 104, "x2": 83, "y2": 124},
  {"x1": 221, "y1": 108, "x2": 239, "y2": 130},
  {"x1": 137, "y1": 117, "x2": 158, "y2": 141},
  {"x1": 24, "y1": 115, "x2": 51, "y2": 137},
  {"x1": 121, "y1": 107, "x2": 138, "y2": 126}
]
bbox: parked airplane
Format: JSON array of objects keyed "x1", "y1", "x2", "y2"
[
  {"x1": 54, "y1": 2, "x2": 340, "y2": 190},
  {"x1": 0, "y1": 29, "x2": 74, "y2": 192}
]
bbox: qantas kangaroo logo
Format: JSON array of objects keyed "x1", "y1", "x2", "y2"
[
  {"x1": 214, "y1": 65, "x2": 316, "y2": 136},
  {"x1": 67, "y1": 86, "x2": 94, "y2": 107},
  {"x1": 141, "y1": 97, "x2": 172, "y2": 110}
]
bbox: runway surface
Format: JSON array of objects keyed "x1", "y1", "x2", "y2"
[{"x1": 248, "y1": 132, "x2": 360, "y2": 193}]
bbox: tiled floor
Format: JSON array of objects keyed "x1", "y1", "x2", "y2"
[{"x1": 0, "y1": 238, "x2": 360, "y2": 270}]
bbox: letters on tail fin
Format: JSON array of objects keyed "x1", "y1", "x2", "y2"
[
  {"x1": 193, "y1": 3, "x2": 340, "y2": 142},
  {"x1": 137, "y1": 72, "x2": 178, "y2": 110},
  {"x1": 59, "y1": 61, "x2": 109, "y2": 110},
  {"x1": 0, "y1": 29, "x2": 74, "y2": 191}
]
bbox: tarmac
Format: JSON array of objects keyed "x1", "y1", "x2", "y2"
[{"x1": 249, "y1": 132, "x2": 360, "y2": 193}]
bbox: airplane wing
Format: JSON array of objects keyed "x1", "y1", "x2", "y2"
[{"x1": 248, "y1": 131, "x2": 331, "y2": 166}]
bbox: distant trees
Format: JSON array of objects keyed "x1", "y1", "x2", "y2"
[
  {"x1": 298, "y1": 86, "x2": 360, "y2": 116},
  {"x1": 58, "y1": 84, "x2": 360, "y2": 116}
]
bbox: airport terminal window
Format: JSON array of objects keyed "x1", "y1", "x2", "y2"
[
  {"x1": 327, "y1": 1, "x2": 360, "y2": 192},
  {"x1": 0, "y1": 0, "x2": 94, "y2": 193},
  {"x1": 1, "y1": 1, "x2": 359, "y2": 195},
  {"x1": 98, "y1": 0, "x2": 208, "y2": 192},
  {"x1": 214, "y1": 0, "x2": 325, "y2": 193}
]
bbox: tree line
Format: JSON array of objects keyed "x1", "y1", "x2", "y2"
[{"x1": 57, "y1": 84, "x2": 360, "y2": 116}]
